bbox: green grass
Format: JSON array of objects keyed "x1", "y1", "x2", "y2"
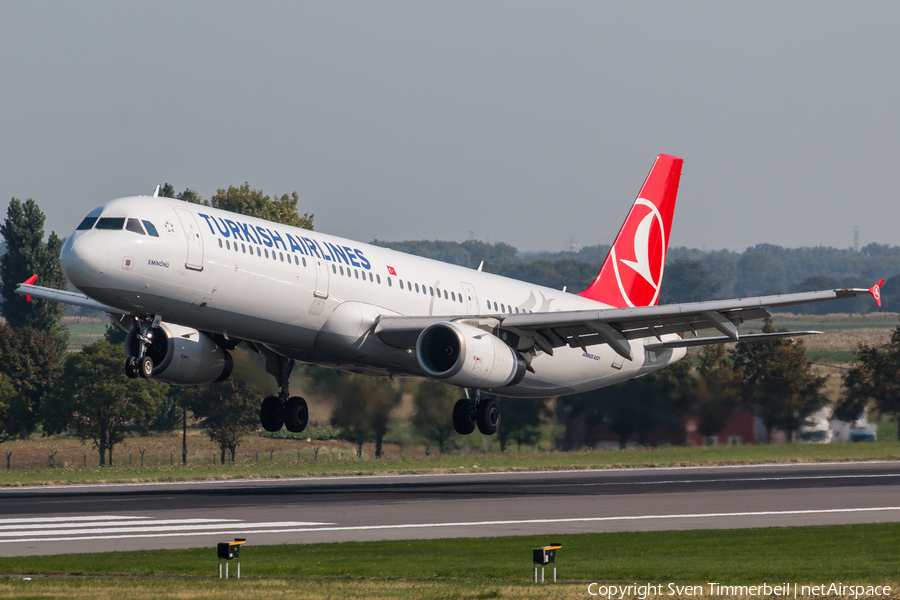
[
  {"x1": 806, "y1": 349, "x2": 858, "y2": 364},
  {"x1": 66, "y1": 322, "x2": 107, "y2": 351},
  {"x1": 0, "y1": 524, "x2": 897, "y2": 584},
  {"x1": 3, "y1": 442, "x2": 900, "y2": 487}
]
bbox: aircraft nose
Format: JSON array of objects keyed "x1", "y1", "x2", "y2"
[{"x1": 61, "y1": 233, "x2": 108, "y2": 290}]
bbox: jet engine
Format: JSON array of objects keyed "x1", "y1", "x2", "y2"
[
  {"x1": 125, "y1": 322, "x2": 233, "y2": 386},
  {"x1": 416, "y1": 321, "x2": 526, "y2": 389}
]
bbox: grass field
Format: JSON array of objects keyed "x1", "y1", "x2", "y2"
[
  {"x1": 3, "y1": 440, "x2": 900, "y2": 487},
  {"x1": 0, "y1": 524, "x2": 897, "y2": 598}
]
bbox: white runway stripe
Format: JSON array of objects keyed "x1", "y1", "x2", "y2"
[
  {"x1": 1, "y1": 506, "x2": 898, "y2": 545},
  {"x1": 0, "y1": 518, "x2": 240, "y2": 531},
  {"x1": 0, "y1": 515, "x2": 334, "y2": 544},
  {"x1": 0, "y1": 515, "x2": 149, "y2": 525}
]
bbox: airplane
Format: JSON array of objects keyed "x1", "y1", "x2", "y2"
[{"x1": 17, "y1": 154, "x2": 883, "y2": 436}]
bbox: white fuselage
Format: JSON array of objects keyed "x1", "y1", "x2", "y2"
[{"x1": 61, "y1": 196, "x2": 685, "y2": 397}]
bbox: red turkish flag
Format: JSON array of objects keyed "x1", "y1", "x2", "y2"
[{"x1": 387, "y1": 266, "x2": 397, "y2": 276}]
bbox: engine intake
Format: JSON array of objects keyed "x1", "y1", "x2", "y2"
[
  {"x1": 126, "y1": 322, "x2": 233, "y2": 386},
  {"x1": 416, "y1": 321, "x2": 526, "y2": 389}
]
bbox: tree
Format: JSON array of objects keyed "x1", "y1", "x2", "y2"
[
  {"x1": 658, "y1": 258, "x2": 721, "y2": 304},
  {"x1": 731, "y1": 319, "x2": 826, "y2": 441},
  {"x1": 0, "y1": 373, "x2": 18, "y2": 444},
  {"x1": 410, "y1": 380, "x2": 459, "y2": 453},
  {"x1": 0, "y1": 325, "x2": 62, "y2": 441},
  {"x1": 44, "y1": 340, "x2": 167, "y2": 465},
  {"x1": 0, "y1": 198, "x2": 69, "y2": 353},
  {"x1": 185, "y1": 380, "x2": 260, "y2": 463},
  {"x1": 329, "y1": 374, "x2": 402, "y2": 457},
  {"x1": 688, "y1": 344, "x2": 743, "y2": 439},
  {"x1": 837, "y1": 323, "x2": 900, "y2": 438},
  {"x1": 185, "y1": 183, "x2": 314, "y2": 230},
  {"x1": 496, "y1": 397, "x2": 551, "y2": 451}
]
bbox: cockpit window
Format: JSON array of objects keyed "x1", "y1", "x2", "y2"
[
  {"x1": 126, "y1": 218, "x2": 146, "y2": 235},
  {"x1": 142, "y1": 220, "x2": 159, "y2": 237},
  {"x1": 76, "y1": 216, "x2": 98, "y2": 230},
  {"x1": 95, "y1": 217, "x2": 126, "y2": 230}
]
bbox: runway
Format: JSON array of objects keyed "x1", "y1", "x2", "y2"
[{"x1": 1, "y1": 461, "x2": 899, "y2": 556}]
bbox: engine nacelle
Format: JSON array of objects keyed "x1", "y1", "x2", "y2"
[
  {"x1": 126, "y1": 322, "x2": 233, "y2": 386},
  {"x1": 416, "y1": 321, "x2": 526, "y2": 389}
]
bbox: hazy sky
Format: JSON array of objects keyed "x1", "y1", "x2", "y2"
[{"x1": 2, "y1": 2, "x2": 898, "y2": 252}]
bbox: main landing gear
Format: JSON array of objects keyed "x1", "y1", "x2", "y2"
[
  {"x1": 259, "y1": 352, "x2": 308, "y2": 434},
  {"x1": 124, "y1": 315, "x2": 161, "y2": 380},
  {"x1": 452, "y1": 390, "x2": 500, "y2": 436}
]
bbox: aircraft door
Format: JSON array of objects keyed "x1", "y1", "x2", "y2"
[
  {"x1": 461, "y1": 282, "x2": 479, "y2": 315},
  {"x1": 314, "y1": 259, "x2": 329, "y2": 299},
  {"x1": 173, "y1": 208, "x2": 204, "y2": 271}
]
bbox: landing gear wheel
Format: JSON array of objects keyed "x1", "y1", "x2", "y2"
[
  {"x1": 125, "y1": 357, "x2": 139, "y2": 379},
  {"x1": 476, "y1": 399, "x2": 501, "y2": 436},
  {"x1": 138, "y1": 355, "x2": 154, "y2": 379},
  {"x1": 260, "y1": 396, "x2": 283, "y2": 432},
  {"x1": 452, "y1": 399, "x2": 476, "y2": 435},
  {"x1": 284, "y1": 396, "x2": 309, "y2": 433}
]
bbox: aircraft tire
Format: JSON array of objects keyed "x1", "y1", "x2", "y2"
[
  {"x1": 139, "y1": 356, "x2": 154, "y2": 379},
  {"x1": 260, "y1": 396, "x2": 283, "y2": 432},
  {"x1": 284, "y1": 396, "x2": 309, "y2": 433},
  {"x1": 452, "y1": 399, "x2": 476, "y2": 435},
  {"x1": 476, "y1": 399, "x2": 500, "y2": 436},
  {"x1": 125, "y1": 357, "x2": 140, "y2": 379}
]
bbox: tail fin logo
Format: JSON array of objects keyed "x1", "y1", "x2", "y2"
[{"x1": 610, "y1": 198, "x2": 666, "y2": 307}]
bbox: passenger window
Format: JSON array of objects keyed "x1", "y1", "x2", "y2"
[
  {"x1": 280, "y1": 252, "x2": 284, "y2": 262},
  {"x1": 226, "y1": 240, "x2": 231, "y2": 250},
  {"x1": 265, "y1": 249, "x2": 269, "y2": 258},
  {"x1": 494, "y1": 302, "x2": 498, "y2": 311},
  {"x1": 451, "y1": 291, "x2": 455, "y2": 301},
  {"x1": 430, "y1": 287, "x2": 434, "y2": 296},
  {"x1": 515, "y1": 307, "x2": 519, "y2": 313},
  {"x1": 235, "y1": 243, "x2": 239, "y2": 252},
  {"x1": 95, "y1": 217, "x2": 125, "y2": 230},
  {"x1": 387, "y1": 277, "x2": 392, "y2": 286},
  {"x1": 487, "y1": 300, "x2": 491, "y2": 309},
  {"x1": 501, "y1": 304, "x2": 506, "y2": 313},
  {"x1": 347, "y1": 269, "x2": 351, "y2": 277},
  {"x1": 443, "y1": 290, "x2": 448, "y2": 300},
  {"x1": 257, "y1": 247, "x2": 261, "y2": 256},
  {"x1": 399, "y1": 280, "x2": 404, "y2": 289},
  {"x1": 376, "y1": 274, "x2": 381, "y2": 284},
  {"x1": 355, "y1": 270, "x2": 359, "y2": 279},
  {"x1": 339, "y1": 266, "x2": 343, "y2": 275},
  {"x1": 436, "y1": 288, "x2": 441, "y2": 297},
  {"x1": 302, "y1": 257, "x2": 307, "y2": 267},
  {"x1": 242, "y1": 244, "x2": 246, "y2": 253},
  {"x1": 77, "y1": 216, "x2": 98, "y2": 230},
  {"x1": 218, "y1": 239, "x2": 223, "y2": 248},
  {"x1": 294, "y1": 256, "x2": 299, "y2": 265},
  {"x1": 415, "y1": 283, "x2": 419, "y2": 293},
  {"x1": 369, "y1": 273, "x2": 373, "y2": 282}
]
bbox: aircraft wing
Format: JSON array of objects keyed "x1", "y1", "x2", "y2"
[
  {"x1": 15, "y1": 280, "x2": 128, "y2": 315},
  {"x1": 375, "y1": 282, "x2": 883, "y2": 360}
]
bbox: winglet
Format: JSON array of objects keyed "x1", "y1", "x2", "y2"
[
  {"x1": 870, "y1": 278, "x2": 884, "y2": 307},
  {"x1": 22, "y1": 274, "x2": 38, "y2": 301}
]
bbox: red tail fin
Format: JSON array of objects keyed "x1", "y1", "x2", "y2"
[{"x1": 578, "y1": 154, "x2": 682, "y2": 307}]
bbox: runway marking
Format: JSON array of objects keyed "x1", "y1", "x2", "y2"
[
  {"x1": 0, "y1": 515, "x2": 334, "y2": 544},
  {"x1": 2, "y1": 507, "x2": 898, "y2": 544},
  {"x1": 536, "y1": 472, "x2": 900, "y2": 488}
]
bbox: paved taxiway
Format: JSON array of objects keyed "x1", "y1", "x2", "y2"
[{"x1": 1, "y1": 461, "x2": 899, "y2": 556}]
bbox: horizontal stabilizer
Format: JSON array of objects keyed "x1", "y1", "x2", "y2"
[{"x1": 644, "y1": 330, "x2": 822, "y2": 351}]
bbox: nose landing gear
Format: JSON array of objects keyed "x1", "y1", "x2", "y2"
[
  {"x1": 124, "y1": 315, "x2": 162, "y2": 379},
  {"x1": 452, "y1": 390, "x2": 500, "y2": 436}
]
